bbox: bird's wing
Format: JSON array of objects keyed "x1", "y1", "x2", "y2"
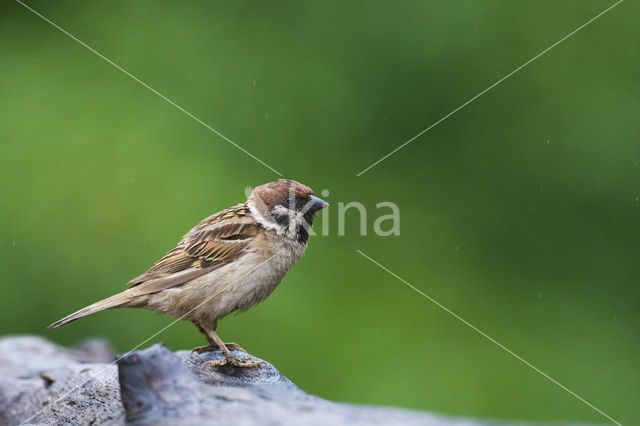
[{"x1": 126, "y1": 204, "x2": 261, "y2": 296}]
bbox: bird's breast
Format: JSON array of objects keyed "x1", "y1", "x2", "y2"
[
  {"x1": 226, "y1": 235, "x2": 307, "y2": 312},
  {"x1": 161, "y1": 234, "x2": 307, "y2": 321}
]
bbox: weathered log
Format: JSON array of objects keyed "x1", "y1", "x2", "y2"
[{"x1": 0, "y1": 336, "x2": 495, "y2": 425}]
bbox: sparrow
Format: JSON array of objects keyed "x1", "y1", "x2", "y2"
[{"x1": 49, "y1": 179, "x2": 328, "y2": 368}]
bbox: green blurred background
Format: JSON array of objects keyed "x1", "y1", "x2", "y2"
[{"x1": 1, "y1": 0, "x2": 638, "y2": 424}]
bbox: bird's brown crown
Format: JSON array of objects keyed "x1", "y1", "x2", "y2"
[{"x1": 249, "y1": 179, "x2": 314, "y2": 208}]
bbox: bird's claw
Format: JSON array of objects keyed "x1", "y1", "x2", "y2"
[
  {"x1": 204, "y1": 354, "x2": 265, "y2": 369},
  {"x1": 190, "y1": 345, "x2": 214, "y2": 356},
  {"x1": 224, "y1": 342, "x2": 248, "y2": 353},
  {"x1": 190, "y1": 342, "x2": 247, "y2": 356}
]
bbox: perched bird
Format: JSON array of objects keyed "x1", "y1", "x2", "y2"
[{"x1": 49, "y1": 179, "x2": 328, "y2": 368}]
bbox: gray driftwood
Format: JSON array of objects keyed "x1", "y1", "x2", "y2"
[{"x1": 0, "y1": 335, "x2": 497, "y2": 425}]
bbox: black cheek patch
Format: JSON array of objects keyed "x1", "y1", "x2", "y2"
[
  {"x1": 297, "y1": 226, "x2": 309, "y2": 244},
  {"x1": 272, "y1": 213, "x2": 290, "y2": 227}
]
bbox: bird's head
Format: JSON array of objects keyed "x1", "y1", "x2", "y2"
[{"x1": 247, "y1": 179, "x2": 328, "y2": 243}]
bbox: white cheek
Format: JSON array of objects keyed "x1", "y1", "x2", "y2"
[
  {"x1": 248, "y1": 201, "x2": 307, "y2": 239},
  {"x1": 271, "y1": 205, "x2": 289, "y2": 216},
  {"x1": 247, "y1": 201, "x2": 281, "y2": 232},
  {"x1": 270, "y1": 206, "x2": 305, "y2": 235}
]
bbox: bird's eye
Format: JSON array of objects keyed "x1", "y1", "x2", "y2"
[{"x1": 285, "y1": 195, "x2": 295, "y2": 203}]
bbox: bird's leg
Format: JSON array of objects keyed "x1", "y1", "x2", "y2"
[
  {"x1": 190, "y1": 320, "x2": 218, "y2": 355},
  {"x1": 190, "y1": 322, "x2": 263, "y2": 368},
  {"x1": 203, "y1": 329, "x2": 264, "y2": 369},
  {"x1": 190, "y1": 321, "x2": 248, "y2": 355}
]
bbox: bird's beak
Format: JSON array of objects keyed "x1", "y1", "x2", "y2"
[{"x1": 308, "y1": 195, "x2": 329, "y2": 212}]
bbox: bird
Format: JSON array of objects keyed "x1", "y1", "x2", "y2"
[{"x1": 49, "y1": 179, "x2": 328, "y2": 368}]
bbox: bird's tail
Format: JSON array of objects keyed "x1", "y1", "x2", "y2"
[{"x1": 48, "y1": 291, "x2": 132, "y2": 329}]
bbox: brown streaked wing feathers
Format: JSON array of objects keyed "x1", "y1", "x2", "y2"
[{"x1": 126, "y1": 204, "x2": 259, "y2": 296}]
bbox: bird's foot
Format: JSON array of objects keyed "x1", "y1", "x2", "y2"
[
  {"x1": 190, "y1": 342, "x2": 248, "y2": 356},
  {"x1": 224, "y1": 342, "x2": 248, "y2": 353},
  {"x1": 204, "y1": 354, "x2": 265, "y2": 369},
  {"x1": 190, "y1": 345, "x2": 215, "y2": 356}
]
